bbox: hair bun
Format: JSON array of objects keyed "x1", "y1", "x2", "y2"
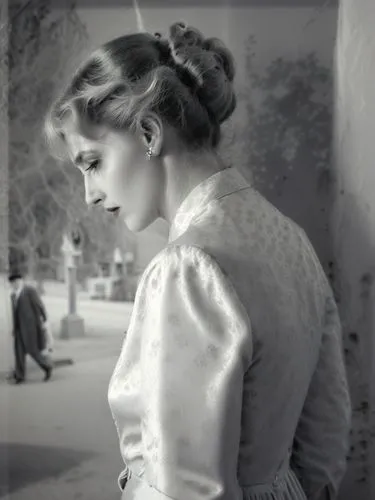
[
  {"x1": 202, "y1": 37, "x2": 235, "y2": 82},
  {"x1": 164, "y1": 21, "x2": 236, "y2": 125},
  {"x1": 169, "y1": 22, "x2": 205, "y2": 50}
]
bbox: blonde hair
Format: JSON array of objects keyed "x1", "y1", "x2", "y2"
[{"x1": 45, "y1": 22, "x2": 237, "y2": 158}]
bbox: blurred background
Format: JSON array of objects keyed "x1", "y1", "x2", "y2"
[{"x1": 1, "y1": 0, "x2": 374, "y2": 499}]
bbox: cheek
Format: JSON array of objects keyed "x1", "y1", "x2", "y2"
[
  {"x1": 125, "y1": 171, "x2": 161, "y2": 224},
  {"x1": 105, "y1": 137, "x2": 162, "y2": 218},
  {"x1": 116, "y1": 157, "x2": 161, "y2": 209},
  {"x1": 105, "y1": 148, "x2": 139, "y2": 199}
]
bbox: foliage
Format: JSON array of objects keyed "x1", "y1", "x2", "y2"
[
  {"x1": 9, "y1": 1, "x2": 84, "y2": 271},
  {"x1": 243, "y1": 36, "x2": 334, "y2": 268},
  {"x1": 244, "y1": 36, "x2": 333, "y2": 193},
  {"x1": 7, "y1": 1, "x2": 127, "y2": 278},
  {"x1": 5, "y1": 1, "x2": 144, "y2": 281}
]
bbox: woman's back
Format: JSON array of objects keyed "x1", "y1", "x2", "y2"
[{"x1": 172, "y1": 166, "x2": 351, "y2": 499}]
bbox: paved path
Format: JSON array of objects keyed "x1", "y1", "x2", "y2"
[
  {"x1": 1, "y1": 356, "x2": 125, "y2": 500},
  {"x1": 0, "y1": 276, "x2": 134, "y2": 375},
  {"x1": 0, "y1": 277, "x2": 136, "y2": 499}
]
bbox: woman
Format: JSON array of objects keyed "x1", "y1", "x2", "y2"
[{"x1": 45, "y1": 22, "x2": 351, "y2": 500}]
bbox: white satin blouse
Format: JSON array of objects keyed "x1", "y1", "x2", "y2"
[{"x1": 108, "y1": 167, "x2": 351, "y2": 500}]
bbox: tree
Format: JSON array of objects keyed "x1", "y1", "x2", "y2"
[
  {"x1": 8, "y1": 1, "x2": 133, "y2": 282},
  {"x1": 8, "y1": 0, "x2": 89, "y2": 276}
]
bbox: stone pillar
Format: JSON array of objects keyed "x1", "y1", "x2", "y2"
[
  {"x1": 333, "y1": 1, "x2": 375, "y2": 498},
  {"x1": 60, "y1": 253, "x2": 84, "y2": 339},
  {"x1": 68, "y1": 265, "x2": 77, "y2": 315}
]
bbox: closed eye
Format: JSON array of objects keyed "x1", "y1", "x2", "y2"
[{"x1": 85, "y1": 159, "x2": 101, "y2": 172}]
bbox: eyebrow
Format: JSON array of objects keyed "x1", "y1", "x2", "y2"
[{"x1": 74, "y1": 149, "x2": 99, "y2": 166}]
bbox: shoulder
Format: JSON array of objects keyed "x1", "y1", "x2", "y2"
[
  {"x1": 22, "y1": 285, "x2": 34, "y2": 295},
  {"x1": 24, "y1": 286, "x2": 44, "y2": 304},
  {"x1": 139, "y1": 244, "x2": 248, "y2": 318},
  {"x1": 135, "y1": 244, "x2": 253, "y2": 362},
  {"x1": 24, "y1": 285, "x2": 37, "y2": 295},
  {"x1": 140, "y1": 244, "x2": 222, "y2": 286},
  {"x1": 137, "y1": 243, "x2": 245, "y2": 304}
]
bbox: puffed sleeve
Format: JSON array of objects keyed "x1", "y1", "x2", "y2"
[
  {"x1": 136, "y1": 244, "x2": 252, "y2": 500},
  {"x1": 291, "y1": 291, "x2": 351, "y2": 500}
]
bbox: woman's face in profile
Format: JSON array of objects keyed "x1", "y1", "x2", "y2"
[{"x1": 63, "y1": 121, "x2": 163, "y2": 232}]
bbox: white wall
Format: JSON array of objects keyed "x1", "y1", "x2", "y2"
[
  {"x1": 76, "y1": 6, "x2": 337, "y2": 78},
  {"x1": 333, "y1": 1, "x2": 375, "y2": 498}
]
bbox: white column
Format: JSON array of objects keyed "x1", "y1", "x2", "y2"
[
  {"x1": 60, "y1": 252, "x2": 84, "y2": 339},
  {"x1": 333, "y1": 1, "x2": 375, "y2": 498}
]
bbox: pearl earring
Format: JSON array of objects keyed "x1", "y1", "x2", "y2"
[{"x1": 146, "y1": 147, "x2": 153, "y2": 160}]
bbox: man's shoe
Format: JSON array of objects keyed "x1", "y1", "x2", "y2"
[
  {"x1": 10, "y1": 377, "x2": 25, "y2": 385},
  {"x1": 44, "y1": 366, "x2": 52, "y2": 382}
]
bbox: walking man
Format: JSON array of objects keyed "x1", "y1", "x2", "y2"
[{"x1": 9, "y1": 271, "x2": 53, "y2": 384}]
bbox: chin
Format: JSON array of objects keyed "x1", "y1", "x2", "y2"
[{"x1": 123, "y1": 213, "x2": 155, "y2": 233}]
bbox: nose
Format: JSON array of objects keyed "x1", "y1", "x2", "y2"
[{"x1": 84, "y1": 176, "x2": 104, "y2": 207}]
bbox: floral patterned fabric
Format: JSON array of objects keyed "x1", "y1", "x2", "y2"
[{"x1": 108, "y1": 167, "x2": 351, "y2": 500}]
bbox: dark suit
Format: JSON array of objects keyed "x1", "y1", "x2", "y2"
[{"x1": 11, "y1": 285, "x2": 52, "y2": 381}]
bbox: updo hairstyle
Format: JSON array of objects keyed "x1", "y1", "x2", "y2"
[{"x1": 45, "y1": 22, "x2": 237, "y2": 156}]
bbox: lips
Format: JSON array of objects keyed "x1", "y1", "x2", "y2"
[{"x1": 106, "y1": 206, "x2": 121, "y2": 216}]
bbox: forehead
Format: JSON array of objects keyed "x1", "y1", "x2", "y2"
[{"x1": 62, "y1": 119, "x2": 108, "y2": 160}]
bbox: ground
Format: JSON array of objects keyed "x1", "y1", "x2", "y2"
[
  {"x1": 0, "y1": 276, "x2": 133, "y2": 499},
  {"x1": 0, "y1": 276, "x2": 366, "y2": 499}
]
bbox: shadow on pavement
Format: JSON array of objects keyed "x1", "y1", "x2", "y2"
[{"x1": 0, "y1": 442, "x2": 95, "y2": 497}]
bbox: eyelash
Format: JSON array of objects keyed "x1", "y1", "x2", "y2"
[{"x1": 85, "y1": 159, "x2": 101, "y2": 173}]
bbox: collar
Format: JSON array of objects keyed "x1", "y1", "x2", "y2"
[
  {"x1": 13, "y1": 284, "x2": 24, "y2": 301},
  {"x1": 169, "y1": 166, "x2": 251, "y2": 242}
]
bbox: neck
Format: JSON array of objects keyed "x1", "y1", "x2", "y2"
[{"x1": 160, "y1": 149, "x2": 227, "y2": 225}]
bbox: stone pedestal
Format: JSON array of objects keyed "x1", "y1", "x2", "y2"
[{"x1": 60, "y1": 314, "x2": 85, "y2": 339}]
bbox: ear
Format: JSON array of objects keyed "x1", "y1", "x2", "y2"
[{"x1": 139, "y1": 113, "x2": 163, "y2": 157}]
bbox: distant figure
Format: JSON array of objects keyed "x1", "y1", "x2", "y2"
[{"x1": 9, "y1": 272, "x2": 53, "y2": 384}]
